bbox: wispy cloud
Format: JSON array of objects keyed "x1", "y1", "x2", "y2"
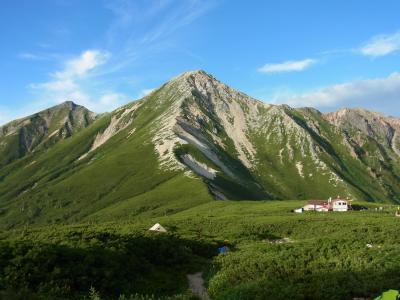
[
  {"x1": 258, "y1": 59, "x2": 317, "y2": 74},
  {"x1": 139, "y1": 1, "x2": 214, "y2": 45},
  {"x1": 18, "y1": 52, "x2": 47, "y2": 60},
  {"x1": 268, "y1": 73, "x2": 400, "y2": 113},
  {"x1": 360, "y1": 31, "x2": 400, "y2": 57},
  {"x1": 11, "y1": 1, "x2": 217, "y2": 123},
  {"x1": 29, "y1": 50, "x2": 126, "y2": 112},
  {"x1": 103, "y1": 0, "x2": 215, "y2": 72},
  {"x1": 18, "y1": 52, "x2": 61, "y2": 61},
  {"x1": 105, "y1": 0, "x2": 173, "y2": 35},
  {"x1": 30, "y1": 49, "x2": 108, "y2": 93}
]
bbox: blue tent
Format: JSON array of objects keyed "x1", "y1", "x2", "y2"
[{"x1": 218, "y1": 246, "x2": 228, "y2": 254}]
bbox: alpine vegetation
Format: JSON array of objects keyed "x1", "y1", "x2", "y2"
[{"x1": 0, "y1": 70, "x2": 399, "y2": 228}]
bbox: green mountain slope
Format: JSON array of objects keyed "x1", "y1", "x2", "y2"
[{"x1": 0, "y1": 70, "x2": 399, "y2": 228}]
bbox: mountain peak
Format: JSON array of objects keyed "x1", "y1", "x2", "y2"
[
  {"x1": 168, "y1": 69, "x2": 215, "y2": 86},
  {"x1": 325, "y1": 107, "x2": 400, "y2": 154},
  {"x1": 0, "y1": 100, "x2": 97, "y2": 165},
  {"x1": 176, "y1": 69, "x2": 210, "y2": 78},
  {"x1": 55, "y1": 100, "x2": 91, "y2": 111},
  {"x1": 45, "y1": 101, "x2": 96, "y2": 119},
  {"x1": 167, "y1": 69, "x2": 257, "y2": 104},
  {"x1": 59, "y1": 100, "x2": 77, "y2": 107},
  {"x1": 325, "y1": 107, "x2": 398, "y2": 126}
]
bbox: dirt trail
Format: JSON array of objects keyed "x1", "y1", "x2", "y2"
[{"x1": 187, "y1": 272, "x2": 211, "y2": 300}]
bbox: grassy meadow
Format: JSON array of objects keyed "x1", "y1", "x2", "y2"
[{"x1": 1, "y1": 200, "x2": 400, "y2": 299}]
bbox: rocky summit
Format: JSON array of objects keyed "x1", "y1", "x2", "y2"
[{"x1": 0, "y1": 70, "x2": 399, "y2": 227}]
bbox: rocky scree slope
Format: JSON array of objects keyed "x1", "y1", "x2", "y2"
[{"x1": 0, "y1": 70, "x2": 399, "y2": 228}]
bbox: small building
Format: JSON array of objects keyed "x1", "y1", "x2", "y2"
[
  {"x1": 296, "y1": 197, "x2": 350, "y2": 213},
  {"x1": 303, "y1": 200, "x2": 330, "y2": 212},
  {"x1": 332, "y1": 199, "x2": 348, "y2": 212}
]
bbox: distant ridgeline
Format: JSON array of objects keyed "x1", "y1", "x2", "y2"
[{"x1": 0, "y1": 70, "x2": 399, "y2": 227}]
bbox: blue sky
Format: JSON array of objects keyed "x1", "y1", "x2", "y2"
[{"x1": 1, "y1": 0, "x2": 400, "y2": 124}]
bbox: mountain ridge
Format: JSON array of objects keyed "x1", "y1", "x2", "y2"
[{"x1": 0, "y1": 70, "x2": 399, "y2": 228}]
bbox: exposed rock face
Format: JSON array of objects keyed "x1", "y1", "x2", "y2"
[
  {"x1": 155, "y1": 71, "x2": 264, "y2": 166},
  {"x1": 325, "y1": 108, "x2": 400, "y2": 156},
  {"x1": 0, "y1": 101, "x2": 96, "y2": 166}
]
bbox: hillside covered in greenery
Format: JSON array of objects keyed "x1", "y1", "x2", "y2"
[
  {"x1": 1, "y1": 200, "x2": 399, "y2": 299},
  {"x1": 0, "y1": 71, "x2": 399, "y2": 229},
  {"x1": 0, "y1": 71, "x2": 399, "y2": 299}
]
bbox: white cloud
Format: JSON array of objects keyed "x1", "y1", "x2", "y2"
[
  {"x1": 269, "y1": 73, "x2": 400, "y2": 114},
  {"x1": 32, "y1": 50, "x2": 109, "y2": 93},
  {"x1": 360, "y1": 32, "x2": 400, "y2": 57},
  {"x1": 258, "y1": 59, "x2": 317, "y2": 74},
  {"x1": 54, "y1": 50, "x2": 109, "y2": 79},
  {"x1": 29, "y1": 49, "x2": 127, "y2": 113}
]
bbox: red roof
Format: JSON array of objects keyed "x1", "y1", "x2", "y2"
[{"x1": 307, "y1": 200, "x2": 329, "y2": 206}]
